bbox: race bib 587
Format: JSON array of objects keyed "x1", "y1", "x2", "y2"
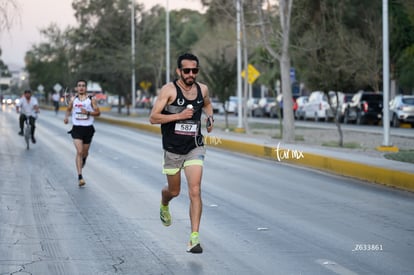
[{"x1": 174, "y1": 121, "x2": 197, "y2": 136}]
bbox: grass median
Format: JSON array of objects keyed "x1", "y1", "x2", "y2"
[{"x1": 384, "y1": 150, "x2": 414, "y2": 164}]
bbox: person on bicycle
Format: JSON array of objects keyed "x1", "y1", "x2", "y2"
[
  {"x1": 64, "y1": 80, "x2": 101, "y2": 187},
  {"x1": 16, "y1": 89, "x2": 40, "y2": 143}
]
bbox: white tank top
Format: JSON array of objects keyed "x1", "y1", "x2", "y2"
[{"x1": 71, "y1": 96, "x2": 94, "y2": 126}]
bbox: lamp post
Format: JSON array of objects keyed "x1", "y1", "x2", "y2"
[
  {"x1": 382, "y1": 0, "x2": 390, "y2": 147},
  {"x1": 166, "y1": 0, "x2": 170, "y2": 83},
  {"x1": 131, "y1": 0, "x2": 136, "y2": 110},
  {"x1": 236, "y1": 0, "x2": 243, "y2": 131}
]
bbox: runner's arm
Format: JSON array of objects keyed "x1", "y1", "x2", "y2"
[
  {"x1": 89, "y1": 97, "x2": 101, "y2": 117},
  {"x1": 202, "y1": 85, "x2": 214, "y2": 132},
  {"x1": 149, "y1": 85, "x2": 193, "y2": 125},
  {"x1": 63, "y1": 98, "x2": 74, "y2": 124}
]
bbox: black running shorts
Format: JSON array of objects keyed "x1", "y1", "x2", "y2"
[{"x1": 69, "y1": 125, "x2": 95, "y2": 144}]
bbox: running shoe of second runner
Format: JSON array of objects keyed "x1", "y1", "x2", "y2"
[
  {"x1": 160, "y1": 203, "x2": 171, "y2": 226},
  {"x1": 186, "y1": 232, "x2": 203, "y2": 253},
  {"x1": 78, "y1": 178, "x2": 86, "y2": 187}
]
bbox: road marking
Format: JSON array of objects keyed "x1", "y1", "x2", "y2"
[
  {"x1": 316, "y1": 259, "x2": 358, "y2": 275},
  {"x1": 257, "y1": 227, "x2": 269, "y2": 231}
]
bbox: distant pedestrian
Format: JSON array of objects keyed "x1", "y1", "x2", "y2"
[
  {"x1": 63, "y1": 80, "x2": 101, "y2": 187},
  {"x1": 149, "y1": 53, "x2": 214, "y2": 253},
  {"x1": 52, "y1": 91, "x2": 60, "y2": 115}
]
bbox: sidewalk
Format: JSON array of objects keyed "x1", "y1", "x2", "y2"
[{"x1": 96, "y1": 112, "x2": 414, "y2": 193}]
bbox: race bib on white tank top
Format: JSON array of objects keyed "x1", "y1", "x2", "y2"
[{"x1": 71, "y1": 96, "x2": 94, "y2": 126}]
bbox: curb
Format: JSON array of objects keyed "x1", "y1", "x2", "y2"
[{"x1": 95, "y1": 116, "x2": 414, "y2": 192}]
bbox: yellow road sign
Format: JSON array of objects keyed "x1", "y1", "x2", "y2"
[
  {"x1": 241, "y1": 64, "x2": 260, "y2": 84},
  {"x1": 140, "y1": 81, "x2": 152, "y2": 91}
]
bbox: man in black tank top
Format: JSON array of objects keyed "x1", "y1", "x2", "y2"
[{"x1": 150, "y1": 53, "x2": 214, "y2": 253}]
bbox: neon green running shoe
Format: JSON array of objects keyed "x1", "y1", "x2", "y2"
[
  {"x1": 186, "y1": 232, "x2": 203, "y2": 253},
  {"x1": 160, "y1": 203, "x2": 171, "y2": 226}
]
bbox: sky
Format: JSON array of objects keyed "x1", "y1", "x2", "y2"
[{"x1": 0, "y1": 0, "x2": 204, "y2": 70}]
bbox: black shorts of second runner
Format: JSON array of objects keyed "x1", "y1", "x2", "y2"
[{"x1": 69, "y1": 125, "x2": 95, "y2": 144}]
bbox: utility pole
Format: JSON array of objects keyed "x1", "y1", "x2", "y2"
[
  {"x1": 235, "y1": 0, "x2": 244, "y2": 132},
  {"x1": 381, "y1": 0, "x2": 391, "y2": 148},
  {"x1": 131, "y1": 0, "x2": 136, "y2": 111}
]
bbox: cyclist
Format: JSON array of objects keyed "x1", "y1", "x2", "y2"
[{"x1": 16, "y1": 89, "x2": 40, "y2": 143}]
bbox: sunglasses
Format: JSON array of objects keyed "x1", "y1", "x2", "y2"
[{"x1": 181, "y1": 68, "x2": 199, "y2": 74}]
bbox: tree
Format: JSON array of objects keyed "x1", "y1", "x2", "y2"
[
  {"x1": 397, "y1": 45, "x2": 414, "y2": 91},
  {"x1": 1, "y1": 0, "x2": 19, "y2": 95},
  {"x1": 258, "y1": 0, "x2": 296, "y2": 142},
  {"x1": 201, "y1": 51, "x2": 237, "y2": 129},
  {"x1": 71, "y1": 0, "x2": 141, "y2": 114},
  {"x1": 137, "y1": 6, "x2": 205, "y2": 93},
  {"x1": 0, "y1": 0, "x2": 19, "y2": 34},
  {"x1": 390, "y1": 1, "x2": 414, "y2": 92},
  {"x1": 25, "y1": 24, "x2": 74, "y2": 101}
]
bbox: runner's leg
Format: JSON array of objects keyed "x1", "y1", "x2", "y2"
[
  {"x1": 184, "y1": 165, "x2": 203, "y2": 233},
  {"x1": 82, "y1": 143, "x2": 91, "y2": 167},
  {"x1": 162, "y1": 173, "x2": 181, "y2": 205},
  {"x1": 73, "y1": 139, "x2": 84, "y2": 176}
]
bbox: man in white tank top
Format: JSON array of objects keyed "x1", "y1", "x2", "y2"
[{"x1": 64, "y1": 80, "x2": 101, "y2": 186}]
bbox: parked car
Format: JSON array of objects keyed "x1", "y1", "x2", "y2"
[
  {"x1": 389, "y1": 95, "x2": 414, "y2": 127},
  {"x1": 225, "y1": 96, "x2": 238, "y2": 114},
  {"x1": 337, "y1": 93, "x2": 354, "y2": 122},
  {"x1": 302, "y1": 91, "x2": 332, "y2": 121},
  {"x1": 271, "y1": 95, "x2": 298, "y2": 118},
  {"x1": 211, "y1": 98, "x2": 224, "y2": 114},
  {"x1": 343, "y1": 91, "x2": 383, "y2": 125},
  {"x1": 253, "y1": 97, "x2": 277, "y2": 117},
  {"x1": 294, "y1": 96, "x2": 309, "y2": 120},
  {"x1": 136, "y1": 96, "x2": 151, "y2": 108},
  {"x1": 325, "y1": 91, "x2": 353, "y2": 121},
  {"x1": 246, "y1": 98, "x2": 260, "y2": 116}
]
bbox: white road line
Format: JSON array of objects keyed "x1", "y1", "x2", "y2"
[{"x1": 316, "y1": 259, "x2": 358, "y2": 275}]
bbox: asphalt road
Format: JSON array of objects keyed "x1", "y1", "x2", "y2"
[{"x1": 1, "y1": 107, "x2": 414, "y2": 275}]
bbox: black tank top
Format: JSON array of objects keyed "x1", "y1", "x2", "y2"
[{"x1": 161, "y1": 80, "x2": 204, "y2": 154}]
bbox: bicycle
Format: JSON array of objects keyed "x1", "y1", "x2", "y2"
[{"x1": 24, "y1": 117, "x2": 32, "y2": 150}]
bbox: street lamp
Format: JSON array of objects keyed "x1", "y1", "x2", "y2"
[
  {"x1": 381, "y1": 0, "x2": 391, "y2": 147},
  {"x1": 235, "y1": 0, "x2": 244, "y2": 131}
]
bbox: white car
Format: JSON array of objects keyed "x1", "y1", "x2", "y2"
[
  {"x1": 389, "y1": 95, "x2": 414, "y2": 127},
  {"x1": 211, "y1": 98, "x2": 224, "y2": 114},
  {"x1": 294, "y1": 96, "x2": 309, "y2": 120},
  {"x1": 302, "y1": 91, "x2": 332, "y2": 121},
  {"x1": 225, "y1": 96, "x2": 238, "y2": 113}
]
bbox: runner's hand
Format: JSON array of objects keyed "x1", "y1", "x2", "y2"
[{"x1": 181, "y1": 108, "x2": 193, "y2": 119}]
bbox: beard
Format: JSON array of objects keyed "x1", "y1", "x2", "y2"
[{"x1": 181, "y1": 75, "x2": 196, "y2": 86}]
